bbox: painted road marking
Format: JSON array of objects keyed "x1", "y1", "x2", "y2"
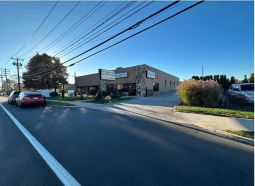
[{"x1": 0, "y1": 104, "x2": 81, "y2": 186}]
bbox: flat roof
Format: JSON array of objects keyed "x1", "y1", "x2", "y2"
[{"x1": 76, "y1": 64, "x2": 179, "y2": 79}]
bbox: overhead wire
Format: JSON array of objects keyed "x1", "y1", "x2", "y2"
[
  {"x1": 24, "y1": 1, "x2": 204, "y2": 79},
  {"x1": 22, "y1": 1, "x2": 134, "y2": 74},
  {"x1": 0, "y1": 1, "x2": 59, "y2": 69},
  {"x1": 54, "y1": 1, "x2": 134, "y2": 57},
  {"x1": 18, "y1": 1, "x2": 81, "y2": 58},
  {"x1": 58, "y1": 1, "x2": 153, "y2": 59},
  {"x1": 13, "y1": 1, "x2": 59, "y2": 57},
  {"x1": 39, "y1": 1, "x2": 105, "y2": 54},
  {"x1": 23, "y1": 1, "x2": 180, "y2": 78}
]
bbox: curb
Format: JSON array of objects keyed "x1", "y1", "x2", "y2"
[
  {"x1": 135, "y1": 113, "x2": 254, "y2": 146},
  {"x1": 129, "y1": 111, "x2": 254, "y2": 146},
  {"x1": 214, "y1": 130, "x2": 254, "y2": 146}
]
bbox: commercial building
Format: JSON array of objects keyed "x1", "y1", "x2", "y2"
[{"x1": 75, "y1": 64, "x2": 179, "y2": 96}]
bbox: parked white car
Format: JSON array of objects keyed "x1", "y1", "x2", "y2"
[{"x1": 228, "y1": 83, "x2": 254, "y2": 104}]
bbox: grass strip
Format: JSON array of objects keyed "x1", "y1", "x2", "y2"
[
  {"x1": 82, "y1": 97, "x2": 134, "y2": 104},
  {"x1": 175, "y1": 106, "x2": 254, "y2": 119},
  {"x1": 225, "y1": 130, "x2": 254, "y2": 139}
]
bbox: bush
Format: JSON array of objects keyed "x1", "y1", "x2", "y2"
[
  {"x1": 177, "y1": 79, "x2": 222, "y2": 107},
  {"x1": 94, "y1": 91, "x2": 103, "y2": 101},
  {"x1": 49, "y1": 92, "x2": 59, "y2": 97},
  {"x1": 111, "y1": 90, "x2": 123, "y2": 99},
  {"x1": 101, "y1": 91, "x2": 110, "y2": 97}
]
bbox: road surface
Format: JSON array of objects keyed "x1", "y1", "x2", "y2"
[{"x1": 0, "y1": 101, "x2": 253, "y2": 185}]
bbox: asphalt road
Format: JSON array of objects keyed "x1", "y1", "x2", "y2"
[{"x1": 0, "y1": 101, "x2": 253, "y2": 186}]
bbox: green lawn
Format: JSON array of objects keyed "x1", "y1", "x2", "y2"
[
  {"x1": 47, "y1": 100, "x2": 76, "y2": 106},
  {"x1": 82, "y1": 97, "x2": 134, "y2": 104},
  {"x1": 225, "y1": 130, "x2": 254, "y2": 139},
  {"x1": 175, "y1": 105, "x2": 254, "y2": 119}
]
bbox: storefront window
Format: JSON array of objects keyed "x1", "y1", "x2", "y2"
[{"x1": 153, "y1": 83, "x2": 159, "y2": 91}]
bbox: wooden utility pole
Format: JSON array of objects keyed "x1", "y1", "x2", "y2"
[
  {"x1": 0, "y1": 70, "x2": 4, "y2": 93},
  {"x1": 202, "y1": 65, "x2": 204, "y2": 78},
  {"x1": 11, "y1": 57, "x2": 24, "y2": 91},
  {"x1": 2, "y1": 68, "x2": 10, "y2": 94}
]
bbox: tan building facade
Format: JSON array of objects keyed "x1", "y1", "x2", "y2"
[{"x1": 75, "y1": 64, "x2": 179, "y2": 96}]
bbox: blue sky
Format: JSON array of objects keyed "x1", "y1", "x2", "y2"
[{"x1": 0, "y1": 1, "x2": 253, "y2": 83}]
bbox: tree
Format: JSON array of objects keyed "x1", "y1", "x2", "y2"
[
  {"x1": 213, "y1": 75, "x2": 220, "y2": 83},
  {"x1": 23, "y1": 53, "x2": 68, "y2": 90},
  {"x1": 249, "y1": 73, "x2": 254, "y2": 83},
  {"x1": 191, "y1": 76, "x2": 199, "y2": 80},
  {"x1": 219, "y1": 75, "x2": 230, "y2": 91},
  {"x1": 242, "y1": 75, "x2": 248, "y2": 83},
  {"x1": 230, "y1": 76, "x2": 236, "y2": 84}
]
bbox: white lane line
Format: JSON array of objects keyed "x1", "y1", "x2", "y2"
[{"x1": 0, "y1": 104, "x2": 81, "y2": 186}]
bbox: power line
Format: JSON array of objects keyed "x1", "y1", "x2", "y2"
[
  {"x1": 23, "y1": 1, "x2": 204, "y2": 79},
  {"x1": 22, "y1": 1, "x2": 133, "y2": 74},
  {"x1": 62, "y1": 1, "x2": 180, "y2": 65},
  {"x1": 12, "y1": 1, "x2": 59, "y2": 58},
  {"x1": 61, "y1": 0, "x2": 180, "y2": 59},
  {"x1": 70, "y1": 1, "x2": 205, "y2": 67},
  {"x1": 59, "y1": 1, "x2": 154, "y2": 59},
  {"x1": 53, "y1": 1, "x2": 133, "y2": 57},
  {"x1": 39, "y1": 1, "x2": 105, "y2": 54},
  {"x1": 1, "y1": 1, "x2": 58, "y2": 71},
  {"x1": 18, "y1": 1, "x2": 81, "y2": 58},
  {"x1": 23, "y1": 1, "x2": 180, "y2": 78}
]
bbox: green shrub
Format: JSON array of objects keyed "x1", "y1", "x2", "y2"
[
  {"x1": 101, "y1": 91, "x2": 110, "y2": 97},
  {"x1": 49, "y1": 92, "x2": 59, "y2": 97},
  {"x1": 94, "y1": 91, "x2": 103, "y2": 101},
  {"x1": 177, "y1": 79, "x2": 222, "y2": 107},
  {"x1": 111, "y1": 90, "x2": 123, "y2": 99}
]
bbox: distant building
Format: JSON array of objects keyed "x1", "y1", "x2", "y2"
[{"x1": 75, "y1": 64, "x2": 179, "y2": 96}]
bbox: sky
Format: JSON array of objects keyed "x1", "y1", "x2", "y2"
[{"x1": 0, "y1": 1, "x2": 253, "y2": 84}]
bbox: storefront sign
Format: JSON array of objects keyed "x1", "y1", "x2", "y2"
[
  {"x1": 146, "y1": 70, "x2": 155, "y2": 79},
  {"x1": 115, "y1": 72, "x2": 128, "y2": 79},
  {"x1": 99, "y1": 69, "x2": 115, "y2": 81}
]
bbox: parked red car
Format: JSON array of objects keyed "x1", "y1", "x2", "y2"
[{"x1": 16, "y1": 91, "x2": 46, "y2": 108}]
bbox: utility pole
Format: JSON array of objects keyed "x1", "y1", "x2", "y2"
[
  {"x1": 11, "y1": 57, "x2": 24, "y2": 91},
  {"x1": 202, "y1": 65, "x2": 204, "y2": 78},
  {"x1": 3, "y1": 68, "x2": 10, "y2": 94},
  {"x1": 74, "y1": 72, "x2": 77, "y2": 96},
  {"x1": 0, "y1": 70, "x2": 4, "y2": 93}
]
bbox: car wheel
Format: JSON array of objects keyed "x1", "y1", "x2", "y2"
[
  {"x1": 41, "y1": 102, "x2": 46, "y2": 107},
  {"x1": 19, "y1": 103, "x2": 24, "y2": 108}
]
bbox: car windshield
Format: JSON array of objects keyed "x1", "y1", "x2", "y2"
[
  {"x1": 241, "y1": 84, "x2": 254, "y2": 91},
  {"x1": 13, "y1": 91, "x2": 21, "y2": 96}
]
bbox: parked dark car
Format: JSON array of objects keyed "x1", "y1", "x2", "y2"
[
  {"x1": 228, "y1": 83, "x2": 254, "y2": 104},
  {"x1": 8, "y1": 91, "x2": 21, "y2": 104},
  {"x1": 16, "y1": 91, "x2": 46, "y2": 108}
]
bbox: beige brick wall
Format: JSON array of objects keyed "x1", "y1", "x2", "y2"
[
  {"x1": 144, "y1": 65, "x2": 179, "y2": 93},
  {"x1": 75, "y1": 64, "x2": 180, "y2": 95}
]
